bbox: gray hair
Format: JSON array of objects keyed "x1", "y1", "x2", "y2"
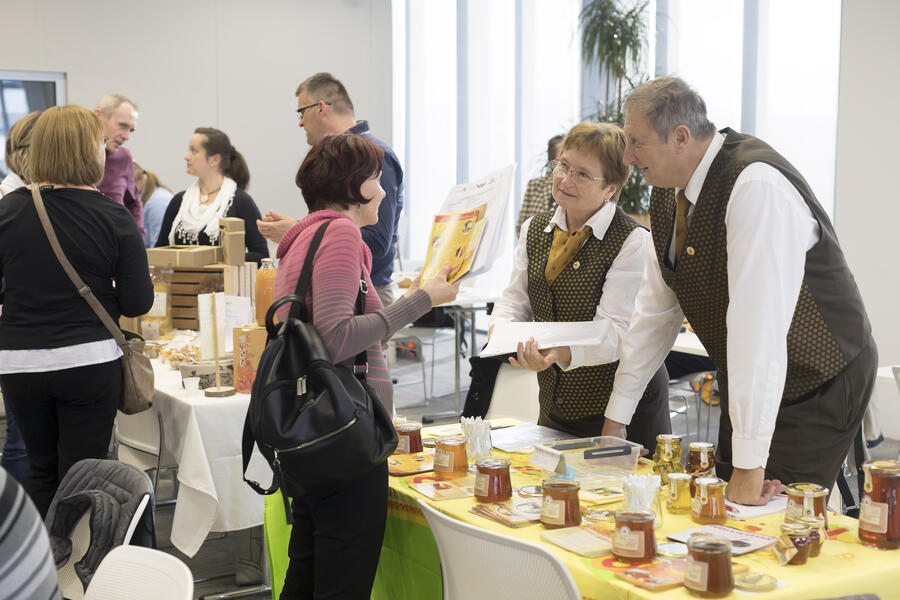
[
  {"x1": 624, "y1": 76, "x2": 716, "y2": 142},
  {"x1": 95, "y1": 93, "x2": 138, "y2": 117},
  {"x1": 295, "y1": 73, "x2": 354, "y2": 115}
]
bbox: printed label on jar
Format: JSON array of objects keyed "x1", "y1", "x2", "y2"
[
  {"x1": 700, "y1": 452, "x2": 709, "y2": 469},
  {"x1": 785, "y1": 501, "x2": 803, "y2": 521},
  {"x1": 541, "y1": 496, "x2": 564, "y2": 524},
  {"x1": 148, "y1": 292, "x2": 167, "y2": 317},
  {"x1": 434, "y1": 450, "x2": 452, "y2": 470},
  {"x1": 613, "y1": 526, "x2": 644, "y2": 557},
  {"x1": 859, "y1": 497, "x2": 888, "y2": 534},
  {"x1": 691, "y1": 497, "x2": 702, "y2": 515},
  {"x1": 474, "y1": 473, "x2": 489, "y2": 496},
  {"x1": 396, "y1": 436, "x2": 410, "y2": 454},
  {"x1": 683, "y1": 556, "x2": 709, "y2": 591}
]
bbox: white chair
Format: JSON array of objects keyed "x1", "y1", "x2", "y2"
[
  {"x1": 417, "y1": 499, "x2": 580, "y2": 600},
  {"x1": 484, "y1": 363, "x2": 540, "y2": 422},
  {"x1": 114, "y1": 408, "x2": 178, "y2": 502},
  {"x1": 84, "y1": 545, "x2": 193, "y2": 600}
]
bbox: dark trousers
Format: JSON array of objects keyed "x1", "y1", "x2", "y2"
[
  {"x1": 282, "y1": 462, "x2": 389, "y2": 600},
  {"x1": 715, "y1": 337, "x2": 877, "y2": 489},
  {"x1": 0, "y1": 359, "x2": 121, "y2": 517},
  {"x1": 1, "y1": 391, "x2": 29, "y2": 486}
]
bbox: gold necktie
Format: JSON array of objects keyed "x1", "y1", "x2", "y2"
[
  {"x1": 674, "y1": 190, "x2": 690, "y2": 260},
  {"x1": 545, "y1": 226, "x2": 592, "y2": 284}
]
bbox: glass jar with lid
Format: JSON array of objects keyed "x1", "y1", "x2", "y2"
[
  {"x1": 780, "y1": 522, "x2": 812, "y2": 565},
  {"x1": 652, "y1": 434, "x2": 685, "y2": 485},
  {"x1": 785, "y1": 483, "x2": 829, "y2": 527},
  {"x1": 474, "y1": 458, "x2": 512, "y2": 503},
  {"x1": 540, "y1": 480, "x2": 581, "y2": 529},
  {"x1": 859, "y1": 459, "x2": 900, "y2": 549},
  {"x1": 691, "y1": 477, "x2": 727, "y2": 525},
  {"x1": 667, "y1": 473, "x2": 693, "y2": 514},
  {"x1": 434, "y1": 436, "x2": 468, "y2": 478},
  {"x1": 612, "y1": 510, "x2": 656, "y2": 562},
  {"x1": 684, "y1": 533, "x2": 733, "y2": 597}
]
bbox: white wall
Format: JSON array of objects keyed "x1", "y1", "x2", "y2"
[
  {"x1": 0, "y1": 0, "x2": 393, "y2": 238},
  {"x1": 835, "y1": 0, "x2": 900, "y2": 437}
]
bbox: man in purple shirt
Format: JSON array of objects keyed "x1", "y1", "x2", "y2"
[{"x1": 94, "y1": 94, "x2": 144, "y2": 236}]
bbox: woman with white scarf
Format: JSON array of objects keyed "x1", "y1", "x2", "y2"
[{"x1": 156, "y1": 127, "x2": 269, "y2": 263}]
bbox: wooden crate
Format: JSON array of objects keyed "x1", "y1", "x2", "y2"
[{"x1": 167, "y1": 265, "x2": 239, "y2": 330}]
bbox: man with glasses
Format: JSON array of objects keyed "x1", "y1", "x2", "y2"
[
  {"x1": 602, "y1": 76, "x2": 876, "y2": 507},
  {"x1": 258, "y1": 73, "x2": 403, "y2": 309},
  {"x1": 94, "y1": 94, "x2": 143, "y2": 236}
]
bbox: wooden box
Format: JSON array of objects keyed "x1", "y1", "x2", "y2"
[
  {"x1": 147, "y1": 245, "x2": 223, "y2": 268},
  {"x1": 168, "y1": 265, "x2": 239, "y2": 330}
]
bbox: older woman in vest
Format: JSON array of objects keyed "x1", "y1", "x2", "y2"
[{"x1": 489, "y1": 122, "x2": 669, "y2": 448}]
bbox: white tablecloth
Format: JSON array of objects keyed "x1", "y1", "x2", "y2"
[{"x1": 152, "y1": 359, "x2": 271, "y2": 557}]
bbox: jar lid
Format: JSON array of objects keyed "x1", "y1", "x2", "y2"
[
  {"x1": 517, "y1": 485, "x2": 542, "y2": 497},
  {"x1": 864, "y1": 459, "x2": 900, "y2": 476},
  {"x1": 686, "y1": 533, "x2": 731, "y2": 551},
  {"x1": 795, "y1": 515, "x2": 823, "y2": 528},
  {"x1": 582, "y1": 509, "x2": 616, "y2": 523},
  {"x1": 656, "y1": 433, "x2": 682, "y2": 443},
  {"x1": 695, "y1": 476, "x2": 725, "y2": 488},
  {"x1": 781, "y1": 522, "x2": 812, "y2": 535},
  {"x1": 541, "y1": 479, "x2": 579, "y2": 490},
  {"x1": 656, "y1": 542, "x2": 688, "y2": 558},
  {"x1": 475, "y1": 457, "x2": 510, "y2": 469},
  {"x1": 785, "y1": 482, "x2": 828, "y2": 497},
  {"x1": 396, "y1": 423, "x2": 422, "y2": 432},
  {"x1": 735, "y1": 572, "x2": 777, "y2": 592},
  {"x1": 436, "y1": 436, "x2": 466, "y2": 446},
  {"x1": 688, "y1": 441, "x2": 714, "y2": 450},
  {"x1": 614, "y1": 509, "x2": 655, "y2": 522},
  {"x1": 667, "y1": 472, "x2": 692, "y2": 481},
  {"x1": 422, "y1": 437, "x2": 437, "y2": 448}
]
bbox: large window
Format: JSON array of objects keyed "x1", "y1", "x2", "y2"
[{"x1": 0, "y1": 70, "x2": 66, "y2": 177}]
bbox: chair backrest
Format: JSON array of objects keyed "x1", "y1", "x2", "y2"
[
  {"x1": 417, "y1": 499, "x2": 580, "y2": 600},
  {"x1": 84, "y1": 545, "x2": 193, "y2": 600},
  {"x1": 485, "y1": 363, "x2": 540, "y2": 422}
]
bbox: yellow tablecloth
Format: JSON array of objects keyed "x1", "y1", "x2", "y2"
[
  {"x1": 266, "y1": 422, "x2": 899, "y2": 599},
  {"x1": 388, "y1": 447, "x2": 898, "y2": 599}
]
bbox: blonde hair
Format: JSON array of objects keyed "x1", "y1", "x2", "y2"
[
  {"x1": 4, "y1": 112, "x2": 40, "y2": 183},
  {"x1": 29, "y1": 105, "x2": 105, "y2": 186},
  {"x1": 560, "y1": 122, "x2": 628, "y2": 201},
  {"x1": 133, "y1": 161, "x2": 170, "y2": 204},
  {"x1": 95, "y1": 93, "x2": 138, "y2": 117}
]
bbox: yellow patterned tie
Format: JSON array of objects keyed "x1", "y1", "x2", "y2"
[
  {"x1": 674, "y1": 189, "x2": 690, "y2": 261},
  {"x1": 545, "y1": 226, "x2": 592, "y2": 284}
]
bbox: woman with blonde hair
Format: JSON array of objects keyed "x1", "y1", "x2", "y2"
[
  {"x1": 133, "y1": 161, "x2": 173, "y2": 247},
  {"x1": 1, "y1": 111, "x2": 39, "y2": 196},
  {"x1": 0, "y1": 105, "x2": 153, "y2": 515},
  {"x1": 489, "y1": 121, "x2": 669, "y2": 448}
]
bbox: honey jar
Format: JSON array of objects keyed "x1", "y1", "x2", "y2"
[
  {"x1": 796, "y1": 515, "x2": 824, "y2": 557},
  {"x1": 612, "y1": 510, "x2": 656, "y2": 562},
  {"x1": 691, "y1": 477, "x2": 727, "y2": 525},
  {"x1": 394, "y1": 423, "x2": 423, "y2": 454},
  {"x1": 433, "y1": 436, "x2": 468, "y2": 478},
  {"x1": 785, "y1": 483, "x2": 829, "y2": 528},
  {"x1": 780, "y1": 522, "x2": 812, "y2": 565},
  {"x1": 686, "y1": 442, "x2": 716, "y2": 494},
  {"x1": 667, "y1": 473, "x2": 693, "y2": 514},
  {"x1": 652, "y1": 434, "x2": 685, "y2": 485},
  {"x1": 474, "y1": 458, "x2": 512, "y2": 503},
  {"x1": 683, "y1": 534, "x2": 733, "y2": 597},
  {"x1": 859, "y1": 459, "x2": 900, "y2": 550},
  {"x1": 540, "y1": 480, "x2": 581, "y2": 529}
]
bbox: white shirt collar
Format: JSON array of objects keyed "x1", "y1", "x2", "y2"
[
  {"x1": 543, "y1": 202, "x2": 617, "y2": 240},
  {"x1": 680, "y1": 131, "x2": 726, "y2": 205}
]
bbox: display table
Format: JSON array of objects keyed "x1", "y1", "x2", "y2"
[
  {"x1": 151, "y1": 359, "x2": 270, "y2": 557},
  {"x1": 264, "y1": 423, "x2": 898, "y2": 599}
]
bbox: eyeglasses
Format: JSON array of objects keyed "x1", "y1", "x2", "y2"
[
  {"x1": 296, "y1": 101, "x2": 332, "y2": 119},
  {"x1": 550, "y1": 160, "x2": 605, "y2": 186}
]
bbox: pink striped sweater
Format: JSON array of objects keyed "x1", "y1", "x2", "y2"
[{"x1": 274, "y1": 210, "x2": 431, "y2": 412}]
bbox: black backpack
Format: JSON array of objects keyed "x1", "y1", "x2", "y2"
[{"x1": 241, "y1": 220, "x2": 398, "y2": 521}]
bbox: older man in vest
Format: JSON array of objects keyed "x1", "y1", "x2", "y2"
[{"x1": 602, "y1": 77, "x2": 876, "y2": 505}]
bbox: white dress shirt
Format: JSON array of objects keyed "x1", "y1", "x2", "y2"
[
  {"x1": 606, "y1": 132, "x2": 821, "y2": 470},
  {"x1": 490, "y1": 203, "x2": 650, "y2": 370},
  {"x1": 0, "y1": 172, "x2": 26, "y2": 197}
]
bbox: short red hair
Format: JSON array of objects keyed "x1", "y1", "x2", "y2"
[{"x1": 295, "y1": 132, "x2": 384, "y2": 211}]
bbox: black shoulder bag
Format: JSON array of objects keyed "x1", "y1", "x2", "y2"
[{"x1": 241, "y1": 220, "x2": 398, "y2": 521}]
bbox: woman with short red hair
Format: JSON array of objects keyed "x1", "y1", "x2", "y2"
[{"x1": 273, "y1": 132, "x2": 457, "y2": 599}]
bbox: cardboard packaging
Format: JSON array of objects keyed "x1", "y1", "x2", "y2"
[
  {"x1": 147, "y1": 245, "x2": 222, "y2": 268},
  {"x1": 233, "y1": 325, "x2": 268, "y2": 394}
]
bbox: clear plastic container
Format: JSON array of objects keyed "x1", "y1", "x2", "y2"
[{"x1": 530, "y1": 436, "x2": 643, "y2": 485}]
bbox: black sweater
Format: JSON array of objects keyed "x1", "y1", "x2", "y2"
[
  {"x1": 155, "y1": 189, "x2": 269, "y2": 264},
  {"x1": 0, "y1": 187, "x2": 154, "y2": 350}
]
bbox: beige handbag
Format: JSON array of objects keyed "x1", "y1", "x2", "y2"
[{"x1": 31, "y1": 185, "x2": 154, "y2": 414}]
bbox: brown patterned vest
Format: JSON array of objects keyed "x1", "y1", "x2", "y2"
[
  {"x1": 526, "y1": 207, "x2": 641, "y2": 430},
  {"x1": 650, "y1": 128, "x2": 871, "y2": 400}
]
